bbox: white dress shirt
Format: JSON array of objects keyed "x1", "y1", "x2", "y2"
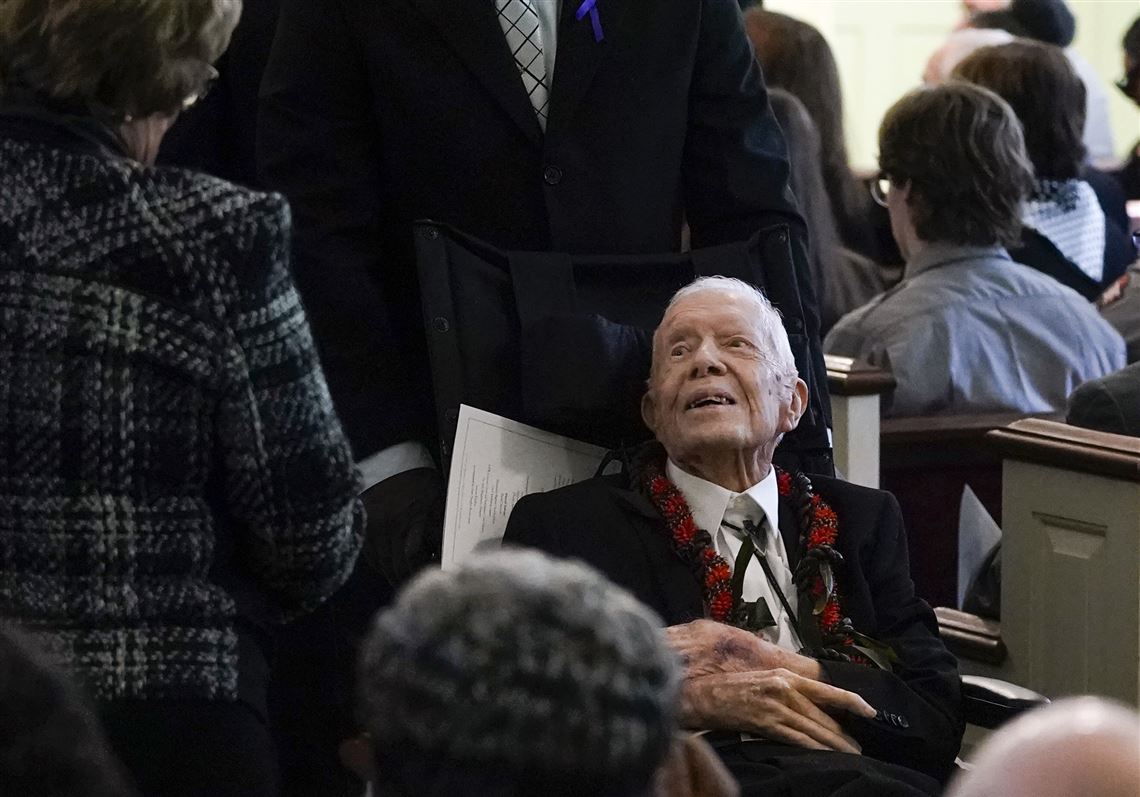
[{"x1": 666, "y1": 461, "x2": 801, "y2": 651}]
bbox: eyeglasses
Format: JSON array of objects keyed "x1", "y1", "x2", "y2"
[
  {"x1": 869, "y1": 173, "x2": 892, "y2": 208},
  {"x1": 180, "y1": 66, "x2": 219, "y2": 112}
]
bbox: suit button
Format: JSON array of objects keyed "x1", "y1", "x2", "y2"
[
  {"x1": 897, "y1": 715, "x2": 910, "y2": 729},
  {"x1": 543, "y1": 165, "x2": 563, "y2": 185}
]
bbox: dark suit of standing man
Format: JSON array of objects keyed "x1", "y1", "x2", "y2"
[
  {"x1": 258, "y1": 0, "x2": 819, "y2": 583},
  {"x1": 159, "y1": 0, "x2": 280, "y2": 185}
]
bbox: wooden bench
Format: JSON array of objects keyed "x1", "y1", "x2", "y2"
[{"x1": 989, "y1": 419, "x2": 1140, "y2": 704}]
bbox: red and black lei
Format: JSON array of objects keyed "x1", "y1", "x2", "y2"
[{"x1": 638, "y1": 447, "x2": 887, "y2": 668}]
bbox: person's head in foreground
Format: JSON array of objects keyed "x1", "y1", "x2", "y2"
[
  {"x1": 640, "y1": 277, "x2": 807, "y2": 492},
  {"x1": 357, "y1": 549, "x2": 682, "y2": 797},
  {"x1": 876, "y1": 82, "x2": 1033, "y2": 262},
  {"x1": 0, "y1": 0, "x2": 241, "y2": 164},
  {"x1": 947, "y1": 697, "x2": 1140, "y2": 797},
  {"x1": 0, "y1": 624, "x2": 134, "y2": 797},
  {"x1": 953, "y1": 40, "x2": 1086, "y2": 182}
]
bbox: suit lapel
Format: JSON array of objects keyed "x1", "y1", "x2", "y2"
[
  {"x1": 547, "y1": 0, "x2": 628, "y2": 132},
  {"x1": 406, "y1": 0, "x2": 543, "y2": 145},
  {"x1": 611, "y1": 486, "x2": 704, "y2": 624},
  {"x1": 778, "y1": 494, "x2": 801, "y2": 571}
]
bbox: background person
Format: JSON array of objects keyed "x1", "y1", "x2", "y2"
[
  {"x1": 1114, "y1": 15, "x2": 1140, "y2": 200},
  {"x1": 826, "y1": 82, "x2": 1124, "y2": 417},
  {"x1": 743, "y1": 8, "x2": 883, "y2": 264},
  {"x1": 967, "y1": 0, "x2": 1116, "y2": 165},
  {"x1": 954, "y1": 40, "x2": 1134, "y2": 290},
  {"x1": 0, "y1": 1, "x2": 364, "y2": 793}
]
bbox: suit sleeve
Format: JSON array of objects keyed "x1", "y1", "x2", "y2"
[
  {"x1": 217, "y1": 194, "x2": 365, "y2": 618},
  {"x1": 1067, "y1": 379, "x2": 1127, "y2": 435},
  {"x1": 504, "y1": 493, "x2": 566, "y2": 555},
  {"x1": 258, "y1": 0, "x2": 417, "y2": 460},
  {"x1": 682, "y1": 0, "x2": 828, "y2": 429},
  {"x1": 819, "y1": 491, "x2": 964, "y2": 781}
]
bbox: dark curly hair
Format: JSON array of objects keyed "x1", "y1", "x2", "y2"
[
  {"x1": 953, "y1": 40, "x2": 1086, "y2": 180},
  {"x1": 0, "y1": 0, "x2": 240, "y2": 119},
  {"x1": 878, "y1": 82, "x2": 1033, "y2": 248}
]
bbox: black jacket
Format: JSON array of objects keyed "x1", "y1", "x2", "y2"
[
  {"x1": 258, "y1": 0, "x2": 819, "y2": 460},
  {"x1": 505, "y1": 471, "x2": 964, "y2": 784},
  {"x1": 1067, "y1": 362, "x2": 1140, "y2": 436},
  {"x1": 159, "y1": 0, "x2": 280, "y2": 186}
]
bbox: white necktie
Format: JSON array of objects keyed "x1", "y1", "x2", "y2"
[{"x1": 494, "y1": 0, "x2": 550, "y2": 130}]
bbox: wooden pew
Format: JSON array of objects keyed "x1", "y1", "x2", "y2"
[
  {"x1": 825, "y1": 354, "x2": 895, "y2": 489},
  {"x1": 988, "y1": 419, "x2": 1140, "y2": 704},
  {"x1": 880, "y1": 411, "x2": 1060, "y2": 609}
]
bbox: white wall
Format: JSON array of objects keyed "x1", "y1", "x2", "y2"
[{"x1": 764, "y1": 0, "x2": 1140, "y2": 171}]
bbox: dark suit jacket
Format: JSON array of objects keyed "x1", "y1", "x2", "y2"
[
  {"x1": 258, "y1": 0, "x2": 816, "y2": 460},
  {"x1": 159, "y1": 0, "x2": 280, "y2": 186},
  {"x1": 1067, "y1": 362, "x2": 1140, "y2": 436},
  {"x1": 505, "y1": 472, "x2": 964, "y2": 782}
]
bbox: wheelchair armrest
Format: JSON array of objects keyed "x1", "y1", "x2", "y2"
[{"x1": 961, "y1": 674, "x2": 1049, "y2": 730}]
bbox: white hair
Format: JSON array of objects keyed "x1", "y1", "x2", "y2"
[{"x1": 655, "y1": 276, "x2": 797, "y2": 383}]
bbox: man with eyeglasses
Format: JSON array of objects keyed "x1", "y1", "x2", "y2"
[{"x1": 825, "y1": 82, "x2": 1123, "y2": 418}]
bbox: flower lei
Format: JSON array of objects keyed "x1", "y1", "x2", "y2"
[{"x1": 640, "y1": 452, "x2": 890, "y2": 668}]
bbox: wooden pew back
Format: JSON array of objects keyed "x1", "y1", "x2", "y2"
[{"x1": 989, "y1": 419, "x2": 1140, "y2": 704}]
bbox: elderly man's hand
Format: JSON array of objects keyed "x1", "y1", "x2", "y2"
[
  {"x1": 665, "y1": 620, "x2": 781, "y2": 678},
  {"x1": 665, "y1": 619, "x2": 820, "y2": 681},
  {"x1": 681, "y1": 670, "x2": 877, "y2": 755}
]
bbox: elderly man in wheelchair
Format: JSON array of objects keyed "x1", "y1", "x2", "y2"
[{"x1": 506, "y1": 275, "x2": 965, "y2": 796}]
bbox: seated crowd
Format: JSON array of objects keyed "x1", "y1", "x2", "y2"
[{"x1": 1, "y1": 0, "x2": 1139, "y2": 796}]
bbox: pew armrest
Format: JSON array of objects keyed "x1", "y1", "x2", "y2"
[
  {"x1": 825, "y1": 354, "x2": 896, "y2": 396},
  {"x1": 826, "y1": 356, "x2": 893, "y2": 489}
]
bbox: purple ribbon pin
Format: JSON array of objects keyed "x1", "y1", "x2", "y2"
[{"x1": 576, "y1": 0, "x2": 604, "y2": 42}]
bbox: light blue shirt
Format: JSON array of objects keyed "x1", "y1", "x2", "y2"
[{"x1": 825, "y1": 243, "x2": 1126, "y2": 418}]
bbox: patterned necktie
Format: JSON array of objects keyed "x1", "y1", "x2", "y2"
[
  {"x1": 723, "y1": 500, "x2": 801, "y2": 646},
  {"x1": 494, "y1": 0, "x2": 550, "y2": 129}
]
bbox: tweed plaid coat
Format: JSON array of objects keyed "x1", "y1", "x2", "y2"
[{"x1": 0, "y1": 111, "x2": 363, "y2": 704}]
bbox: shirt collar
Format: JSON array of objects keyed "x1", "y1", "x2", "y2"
[
  {"x1": 905, "y1": 242, "x2": 1010, "y2": 279},
  {"x1": 665, "y1": 460, "x2": 779, "y2": 536}
]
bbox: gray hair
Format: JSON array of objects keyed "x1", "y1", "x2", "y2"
[
  {"x1": 358, "y1": 549, "x2": 681, "y2": 794},
  {"x1": 0, "y1": 0, "x2": 241, "y2": 119},
  {"x1": 656, "y1": 276, "x2": 798, "y2": 384}
]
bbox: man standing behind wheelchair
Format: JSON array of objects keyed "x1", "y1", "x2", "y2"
[{"x1": 258, "y1": 0, "x2": 825, "y2": 587}]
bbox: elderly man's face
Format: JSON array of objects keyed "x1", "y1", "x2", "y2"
[{"x1": 641, "y1": 290, "x2": 806, "y2": 466}]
